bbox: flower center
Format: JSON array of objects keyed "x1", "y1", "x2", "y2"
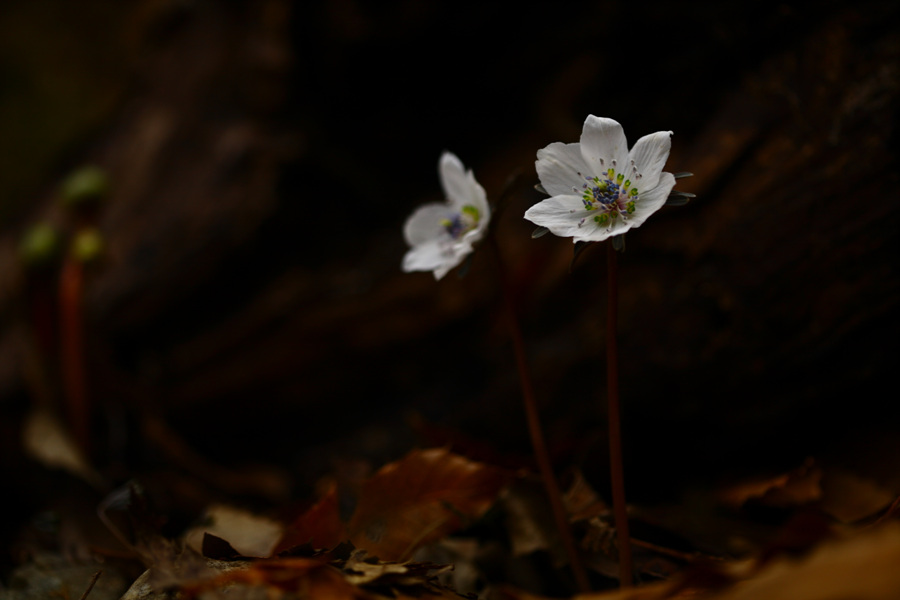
[
  {"x1": 441, "y1": 205, "x2": 481, "y2": 240},
  {"x1": 576, "y1": 160, "x2": 641, "y2": 228}
]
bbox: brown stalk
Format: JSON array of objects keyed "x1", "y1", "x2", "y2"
[
  {"x1": 488, "y1": 237, "x2": 591, "y2": 593},
  {"x1": 606, "y1": 241, "x2": 632, "y2": 587},
  {"x1": 60, "y1": 255, "x2": 90, "y2": 456}
]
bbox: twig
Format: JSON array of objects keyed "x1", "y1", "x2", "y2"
[{"x1": 78, "y1": 570, "x2": 102, "y2": 600}]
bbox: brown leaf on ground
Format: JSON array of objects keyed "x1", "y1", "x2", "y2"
[
  {"x1": 347, "y1": 448, "x2": 512, "y2": 561},
  {"x1": 177, "y1": 555, "x2": 466, "y2": 600},
  {"x1": 505, "y1": 524, "x2": 900, "y2": 600},
  {"x1": 276, "y1": 483, "x2": 347, "y2": 553},
  {"x1": 820, "y1": 468, "x2": 897, "y2": 524},
  {"x1": 563, "y1": 468, "x2": 609, "y2": 523},
  {"x1": 717, "y1": 458, "x2": 823, "y2": 510},
  {"x1": 278, "y1": 448, "x2": 511, "y2": 561},
  {"x1": 178, "y1": 557, "x2": 364, "y2": 600},
  {"x1": 700, "y1": 523, "x2": 900, "y2": 600},
  {"x1": 183, "y1": 504, "x2": 284, "y2": 558}
]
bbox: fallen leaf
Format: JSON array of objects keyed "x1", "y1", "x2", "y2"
[
  {"x1": 820, "y1": 468, "x2": 896, "y2": 524},
  {"x1": 178, "y1": 557, "x2": 361, "y2": 599},
  {"x1": 176, "y1": 555, "x2": 466, "y2": 600},
  {"x1": 347, "y1": 448, "x2": 511, "y2": 560},
  {"x1": 278, "y1": 448, "x2": 511, "y2": 561},
  {"x1": 184, "y1": 504, "x2": 283, "y2": 558},
  {"x1": 702, "y1": 523, "x2": 900, "y2": 600},
  {"x1": 502, "y1": 524, "x2": 900, "y2": 600},
  {"x1": 717, "y1": 458, "x2": 822, "y2": 510},
  {"x1": 277, "y1": 481, "x2": 347, "y2": 552},
  {"x1": 563, "y1": 468, "x2": 609, "y2": 523},
  {"x1": 21, "y1": 407, "x2": 104, "y2": 487}
]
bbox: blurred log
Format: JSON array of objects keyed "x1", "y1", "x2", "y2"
[{"x1": 0, "y1": 1, "x2": 896, "y2": 497}]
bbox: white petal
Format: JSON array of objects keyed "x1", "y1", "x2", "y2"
[
  {"x1": 524, "y1": 194, "x2": 598, "y2": 240},
  {"x1": 628, "y1": 172, "x2": 676, "y2": 228},
  {"x1": 579, "y1": 116, "x2": 628, "y2": 178},
  {"x1": 403, "y1": 202, "x2": 450, "y2": 246},
  {"x1": 439, "y1": 152, "x2": 490, "y2": 223},
  {"x1": 628, "y1": 130, "x2": 672, "y2": 192},
  {"x1": 536, "y1": 142, "x2": 592, "y2": 197},
  {"x1": 525, "y1": 194, "x2": 635, "y2": 243},
  {"x1": 432, "y1": 252, "x2": 465, "y2": 280},
  {"x1": 439, "y1": 152, "x2": 472, "y2": 205},
  {"x1": 402, "y1": 240, "x2": 468, "y2": 281}
]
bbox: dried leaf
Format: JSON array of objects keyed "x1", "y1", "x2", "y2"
[
  {"x1": 820, "y1": 468, "x2": 897, "y2": 524},
  {"x1": 701, "y1": 523, "x2": 900, "y2": 600},
  {"x1": 347, "y1": 448, "x2": 511, "y2": 561},
  {"x1": 502, "y1": 478, "x2": 557, "y2": 558},
  {"x1": 21, "y1": 408, "x2": 104, "y2": 487},
  {"x1": 504, "y1": 525, "x2": 900, "y2": 600},
  {"x1": 184, "y1": 504, "x2": 283, "y2": 558},
  {"x1": 178, "y1": 557, "x2": 361, "y2": 600},
  {"x1": 276, "y1": 483, "x2": 347, "y2": 552},
  {"x1": 279, "y1": 449, "x2": 510, "y2": 561},
  {"x1": 177, "y1": 555, "x2": 465, "y2": 600},
  {"x1": 717, "y1": 459, "x2": 822, "y2": 510},
  {"x1": 563, "y1": 468, "x2": 609, "y2": 522}
]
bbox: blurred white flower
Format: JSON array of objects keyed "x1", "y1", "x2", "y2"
[
  {"x1": 525, "y1": 115, "x2": 676, "y2": 243},
  {"x1": 402, "y1": 152, "x2": 490, "y2": 280}
]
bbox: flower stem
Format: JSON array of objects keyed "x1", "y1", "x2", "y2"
[
  {"x1": 60, "y1": 255, "x2": 90, "y2": 457},
  {"x1": 606, "y1": 242, "x2": 632, "y2": 587},
  {"x1": 488, "y1": 238, "x2": 591, "y2": 593}
]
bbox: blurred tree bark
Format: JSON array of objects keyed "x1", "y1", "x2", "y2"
[{"x1": 0, "y1": 0, "x2": 896, "y2": 499}]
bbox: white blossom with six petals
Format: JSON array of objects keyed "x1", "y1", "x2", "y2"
[
  {"x1": 525, "y1": 115, "x2": 676, "y2": 243},
  {"x1": 402, "y1": 152, "x2": 490, "y2": 280}
]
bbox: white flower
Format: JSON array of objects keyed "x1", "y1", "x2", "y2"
[
  {"x1": 525, "y1": 115, "x2": 676, "y2": 243},
  {"x1": 402, "y1": 152, "x2": 490, "y2": 280}
]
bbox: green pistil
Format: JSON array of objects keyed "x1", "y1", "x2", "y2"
[
  {"x1": 626, "y1": 201, "x2": 636, "y2": 214},
  {"x1": 461, "y1": 204, "x2": 480, "y2": 222},
  {"x1": 607, "y1": 168, "x2": 615, "y2": 180},
  {"x1": 594, "y1": 213, "x2": 610, "y2": 225},
  {"x1": 629, "y1": 188, "x2": 638, "y2": 197},
  {"x1": 616, "y1": 173, "x2": 624, "y2": 185}
]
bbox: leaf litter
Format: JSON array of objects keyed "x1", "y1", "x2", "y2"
[{"x1": 13, "y1": 423, "x2": 900, "y2": 600}]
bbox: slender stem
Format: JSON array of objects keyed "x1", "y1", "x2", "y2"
[
  {"x1": 606, "y1": 242, "x2": 632, "y2": 587},
  {"x1": 60, "y1": 255, "x2": 90, "y2": 456},
  {"x1": 488, "y1": 238, "x2": 591, "y2": 593}
]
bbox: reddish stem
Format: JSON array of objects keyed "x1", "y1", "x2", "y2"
[
  {"x1": 489, "y1": 238, "x2": 591, "y2": 593},
  {"x1": 60, "y1": 256, "x2": 90, "y2": 456},
  {"x1": 606, "y1": 242, "x2": 633, "y2": 587}
]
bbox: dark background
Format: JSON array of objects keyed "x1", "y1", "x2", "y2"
[{"x1": 0, "y1": 0, "x2": 898, "y2": 556}]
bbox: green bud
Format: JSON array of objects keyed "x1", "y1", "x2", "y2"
[
  {"x1": 60, "y1": 166, "x2": 109, "y2": 209},
  {"x1": 19, "y1": 222, "x2": 60, "y2": 267},
  {"x1": 71, "y1": 228, "x2": 104, "y2": 264}
]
